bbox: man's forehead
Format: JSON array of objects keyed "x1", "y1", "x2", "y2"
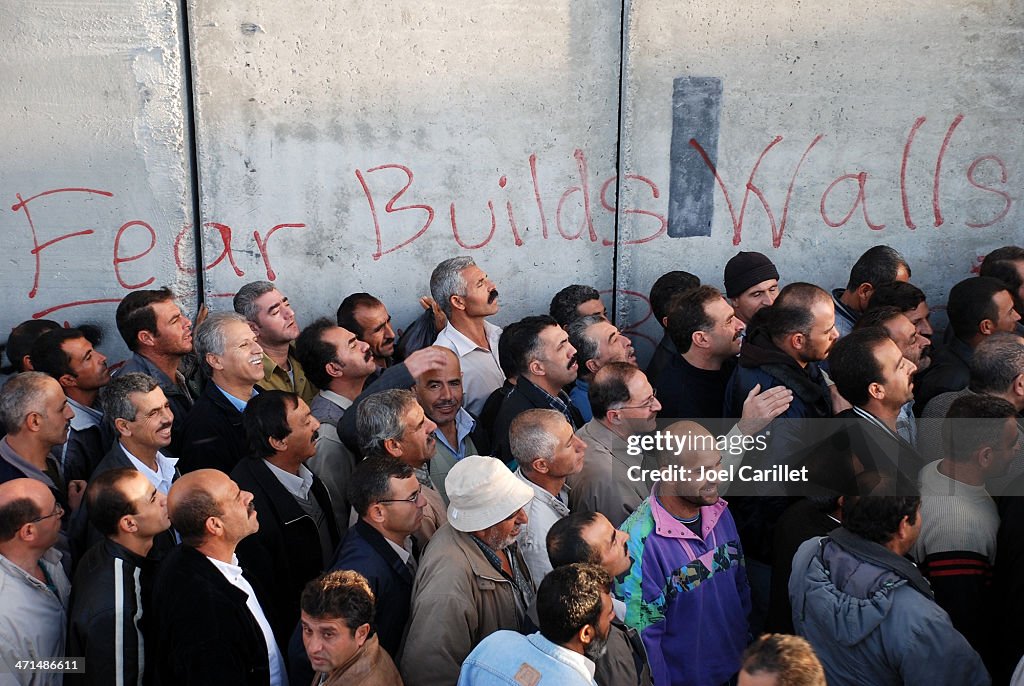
[
  {"x1": 353, "y1": 302, "x2": 388, "y2": 323},
  {"x1": 255, "y1": 289, "x2": 286, "y2": 312},
  {"x1": 224, "y1": 320, "x2": 256, "y2": 343},
  {"x1": 130, "y1": 386, "x2": 167, "y2": 411}
]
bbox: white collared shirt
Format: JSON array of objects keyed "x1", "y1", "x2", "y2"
[
  {"x1": 515, "y1": 468, "x2": 569, "y2": 582},
  {"x1": 121, "y1": 443, "x2": 178, "y2": 494},
  {"x1": 384, "y1": 536, "x2": 415, "y2": 565},
  {"x1": 206, "y1": 554, "x2": 288, "y2": 686},
  {"x1": 264, "y1": 460, "x2": 315, "y2": 501},
  {"x1": 433, "y1": 320, "x2": 504, "y2": 416}
]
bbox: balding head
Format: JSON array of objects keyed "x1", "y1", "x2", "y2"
[
  {"x1": 656, "y1": 421, "x2": 723, "y2": 507},
  {"x1": 0, "y1": 478, "x2": 60, "y2": 556},
  {"x1": 414, "y1": 346, "x2": 464, "y2": 428},
  {"x1": 168, "y1": 469, "x2": 258, "y2": 548}
]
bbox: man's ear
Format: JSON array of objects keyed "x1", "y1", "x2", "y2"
[
  {"x1": 855, "y1": 283, "x2": 874, "y2": 310},
  {"x1": 449, "y1": 294, "x2": 467, "y2": 314},
  {"x1": 384, "y1": 437, "x2": 404, "y2": 458},
  {"x1": 979, "y1": 318, "x2": 997, "y2": 336},
  {"x1": 585, "y1": 359, "x2": 600, "y2": 375},
  {"x1": 354, "y1": 622, "x2": 371, "y2": 647},
  {"x1": 137, "y1": 330, "x2": 156, "y2": 349},
  {"x1": 114, "y1": 417, "x2": 132, "y2": 439},
  {"x1": 247, "y1": 321, "x2": 261, "y2": 339}
]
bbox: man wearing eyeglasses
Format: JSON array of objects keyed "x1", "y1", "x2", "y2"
[
  {"x1": 0, "y1": 477, "x2": 72, "y2": 683},
  {"x1": 569, "y1": 363, "x2": 662, "y2": 528},
  {"x1": 328, "y1": 455, "x2": 424, "y2": 657}
]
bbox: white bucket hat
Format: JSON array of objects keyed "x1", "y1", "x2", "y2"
[{"x1": 446, "y1": 455, "x2": 534, "y2": 532}]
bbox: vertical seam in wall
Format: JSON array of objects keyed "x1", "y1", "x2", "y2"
[
  {"x1": 611, "y1": 0, "x2": 630, "y2": 324},
  {"x1": 179, "y1": 0, "x2": 205, "y2": 306}
]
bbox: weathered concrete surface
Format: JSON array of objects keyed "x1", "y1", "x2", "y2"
[
  {"x1": 616, "y1": 0, "x2": 1023, "y2": 358},
  {"x1": 187, "y1": 0, "x2": 623, "y2": 331},
  {"x1": 0, "y1": 0, "x2": 195, "y2": 356}
]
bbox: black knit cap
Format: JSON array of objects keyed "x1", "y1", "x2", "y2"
[{"x1": 723, "y1": 251, "x2": 780, "y2": 298}]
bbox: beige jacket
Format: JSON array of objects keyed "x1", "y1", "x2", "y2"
[
  {"x1": 568, "y1": 419, "x2": 651, "y2": 528},
  {"x1": 313, "y1": 634, "x2": 402, "y2": 686},
  {"x1": 400, "y1": 524, "x2": 534, "y2": 686}
]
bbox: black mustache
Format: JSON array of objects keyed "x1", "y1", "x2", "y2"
[
  {"x1": 488, "y1": 289, "x2": 499, "y2": 303},
  {"x1": 568, "y1": 355, "x2": 578, "y2": 369}
]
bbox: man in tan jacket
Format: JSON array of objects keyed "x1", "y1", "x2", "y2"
[
  {"x1": 300, "y1": 569, "x2": 402, "y2": 686},
  {"x1": 400, "y1": 455, "x2": 535, "y2": 686}
]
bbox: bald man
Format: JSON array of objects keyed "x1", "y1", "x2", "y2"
[
  {"x1": 152, "y1": 470, "x2": 286, "y2": 685},
  {"x1": 615, "y1": 421, "x2": 750, "y2": 686},
  {"x1": 0, "y1": 478, "x2": 72, "y2": 682}
]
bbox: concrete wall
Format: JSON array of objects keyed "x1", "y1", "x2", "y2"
[
  {"x1": 616, "y1": 0, "x2": 1023, "y2": 358},
  {"x1": 1, "y1": 0, "x2": 1020, "y2": 363},
  {"x1": 0, "y1": 0, "x2": 195, "y2": 353}
]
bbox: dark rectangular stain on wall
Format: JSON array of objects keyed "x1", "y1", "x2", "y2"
[{"x1": 667, "y1": 76, "x2": 722, "y2": 238}]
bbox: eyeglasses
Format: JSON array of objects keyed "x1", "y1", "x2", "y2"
[
  {"x1": 614, "y1": 388, "x2": 658, "y2": 411},
  {"x1": 379, "y1": 488, "x2": 423, "y2": 506},
  {"x1": 31, "y1": 502, "x2": 64, "y2": 523}
]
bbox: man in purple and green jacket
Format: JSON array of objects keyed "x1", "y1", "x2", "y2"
[{"x1": 616, "y1": 420, "x2": 751, "y2": 686}]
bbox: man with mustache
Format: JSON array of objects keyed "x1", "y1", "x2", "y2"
[
  {"x1": 431, "y1": 257, "x2": 505, "y2": 416},
  {"x1": 115, "y1": 288, "x2": 199, "y2": 458},
  {"x1": 357, "y1": 388, "x2": 446, "y2": 544},
  {"x1": 491, "y1": 315, "x2": 585, "y2": 465},
  {"x1": 337, "y1": 292, "x2": 398, "y2": 374},
  {"x1": 86, "y1": 372, "x2": 181, "y2": 557},
  {"x1": 616, "y1": 421, "x2": 750, "y2": 686},
  {"x1": 235, "y1": 280, "x2": 316, "y2": 403},
  {"x1": 179, "y1": 312, "x2": 265, "y2": 474},
  {"x1": 29, "y1": 327, "x2": 113, "y2": 483},
  {"x1": 153, "y1": 469, "x2": 286, "y2": 685},
  {"x1": 401, "y1": 455, "x2": 535, "y2": 686},
  {"x1": 232, "y1": 390, "x2": 339, "y2": 649},
  {"x1": 567, "y1": 314, "x2": 637, "y2": 422},
  {"x1": 459, "y1": 563, "x2": 615, "y2": 686},
  {"x1": 412, "y1": 346, "x2": 491, "y2": 504},
  {"x1": 547, "y1": 512, "x2": 653, "y2": 686}
]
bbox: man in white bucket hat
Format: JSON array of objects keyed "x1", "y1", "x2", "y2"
[{"x1": 401, "y1": 455, "x2": 536, "y2": 686}]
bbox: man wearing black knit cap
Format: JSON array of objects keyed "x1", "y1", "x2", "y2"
[{"x1": 724, "y1": 251, "x2": 781, "y2": 325}]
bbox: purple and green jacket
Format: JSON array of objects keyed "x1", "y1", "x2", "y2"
[{"x1": 615, "y1": 494, "x2": 750, "y2": 686}]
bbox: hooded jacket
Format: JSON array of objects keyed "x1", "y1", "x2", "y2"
[{"x1": 790, "y1": 527, "x2": 989, "y2": 686}]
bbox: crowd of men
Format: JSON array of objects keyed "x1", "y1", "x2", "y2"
[{"x1": 0, "y1": 244, "x2": 1023, "y2": 685}]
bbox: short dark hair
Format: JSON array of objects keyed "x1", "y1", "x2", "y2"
[
  {"x1": 868, "y1": 281, "x2": 927, "y2": 314},
  {"x1": 845, "y1": 245, "x2": 910, "y2": 291},
  {"x1": 969, "y1": 333, "x2": 1024, "y2": 394},
  {"x1": 295, "y1": 318, "x2": 340, "y2": 390},
  {"x1": 549, "y1": 285, "x2": 601, "y2": 328},
  {"x1": 649, "y1": 271, "x2": 700, "y2": 327},
  {"x1": 589, "y1": 362, "x2": 639, "y2": 419},
  {"x1": 116, "y1": 288, "x2": 176, "y2": 352},
  {"x1": 947, "y1": 277, "x2": 1010, "y2": 341},
  {"x1": 337, "y1": 293, "x2": 383, "y2": 339},
  {"x1": 301, "y1": 570, "x2": 375, "y2": 631},
  {"x1": 546, "y1": 512, "x2": 603, "y2": 568},
  {"x1": 741, "y1": 634, "x2": 826, "y2": 686},
  {"x1": 169, "y1": 486, "x2": 221, "y2": 547},
  {"x1": 842, "y1": 481, "x2": 920, "y2": 545},
  {"x1": 765, "y1": 282, "x2": 829, "y2": 342},
  {"x1": 980, "y1": 246, "x2": 1024, "y2": 307},
  {"x1": 243, "y1": 390, "x2": 298, "y2": 459},
  {"x1": 5, "y1": 319, "x2": 60, "y2": 373},
  {"x1": 855, "y1": 306, "x2": 905, "y2": 331},
  {"x1": 348, "y1": 455, "x2": 414, "y2": 517},
  {"x1": 942, "y1": 394, "x2": 1017, "y2": 463},
  {"x1": 536, "y1": 563, "x2": 611, "y2": 646},
  {"x1": 0, "y1": 497, "x2": 41, "y2": 542},
  {"x1": 29, "y1": 328, "x2": 86, "y2": 380},
  {"x1": 497, "y1": 320, "x2": 522, "y2": 380},
  {"x1": 86, "y1": 468, "x2": 139, "y2": 537},
  {"x1": 502, "y1": 315, "x2": 560, "y2": 378},
  {"x1": 828, "y1": 327, "x2": 891, "y2": 407},
  {"x1": 666, "y1": 286, "x2": 721, "y2": 354}
]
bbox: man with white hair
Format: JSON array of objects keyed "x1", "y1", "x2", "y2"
[
  {"x1": 401, "y1": 455, "x2": 535, "y2": 686},
  {"x1": 511, "y1": 408, "x2": 587, "y2": 581},
  {"x1": 431, "y1": 257, "x2": 504, "y2": 416},
  {"x1": 179, "y1": 312, "x2": 264, "y2": 474}
]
